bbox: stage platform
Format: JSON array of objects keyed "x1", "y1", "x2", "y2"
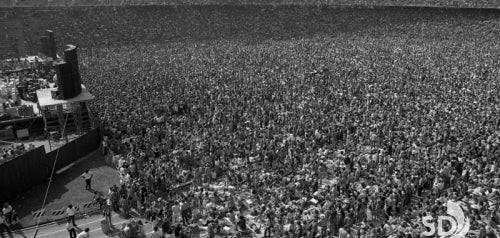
[
  {"x1": 0, "y1": 133, "x2": 79, "y2": 153},
  {"x1": 36, "y1": 84, "x2": 95, "y2": 107}
]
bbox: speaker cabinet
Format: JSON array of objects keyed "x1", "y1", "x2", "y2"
[
  {"x1": 64, "y1": 45, "x2": 82, "y2": 95},
  {"x1": 40, "y1": 36, "x2": 50, "y2": 56},
  {"x1": 45, "y1": 30, "x2": 57, "y2": 59},
  {"x1": 55, "y1": 62, "x2": 78, "y2": 99},
  {"x1": 51, "y1": 90, "x2": 61, "y2": 100}
]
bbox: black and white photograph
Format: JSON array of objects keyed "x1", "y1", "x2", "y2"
[{"x1": 0, "y1": 0, "x2": 500, "y2": 237}]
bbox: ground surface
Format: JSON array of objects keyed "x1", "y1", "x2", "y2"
[
  {"x1": 9, "y1": 150, "x2": 119, "y2": 228},
  {"x1": 11, "y1": 212, "x2": 154, "y2": 238}
]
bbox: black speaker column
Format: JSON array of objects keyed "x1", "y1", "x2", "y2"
[
  {"x1": 40, "y1": 36, "x2": 50, "y2": 56},
  {"x1": 55, "y1": 62, "x2": 78, "y2": 99},
  {"x1": 64, "y1": 45, "x2": 82, "y2": 95},
  {"x1": 46, "y1": 30, "x2": 57, "y2": 59}
]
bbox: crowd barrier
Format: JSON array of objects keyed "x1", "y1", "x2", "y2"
[
  {"x1": 80, "y1": 200, "x2": 99, "y2": 214},
  {"x1": 50, "y1": 208, "x2": 66, "y2": 220},
  {"x1": 31, "y1": 209, "x2": 47, "y2": 223},
  {"x1": 31, "y1": 200, "x2": 100, "y2": 223}
]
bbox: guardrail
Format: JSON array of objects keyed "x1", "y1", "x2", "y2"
[{"x1": 31, "y1": 200, "x2": 100, "y2": 223}]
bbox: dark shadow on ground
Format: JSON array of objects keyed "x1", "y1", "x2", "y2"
[{"x1": 9, "y1": 150, "x2": 120, "y2": 228}]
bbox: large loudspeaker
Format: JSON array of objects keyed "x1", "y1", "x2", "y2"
[
  {"x1": 40, "y1": 36, "x2": 50, "y2": 56},
  {"x1": 55, "y1": 62, "x2": 78, "y2": 99},
  {"x1": 63, "y1": 45, "x2": 82, "y2": 95},
  {"x1": 45, "y1": 30, "x2": 57, "y2": 59}
]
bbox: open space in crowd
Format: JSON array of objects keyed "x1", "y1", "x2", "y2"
[{"x1": 1, "y1": 4, "x2": 500, "y2": 238}]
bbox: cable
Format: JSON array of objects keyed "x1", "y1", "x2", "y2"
[{"x1": 33, "y1": 111, "x2": 69, "y2": 238}]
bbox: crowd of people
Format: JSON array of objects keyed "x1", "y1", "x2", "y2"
[
  {"x1": 1, "y1": 6, "x2": 499, "y2": 57},
  {"x1": 1, "y1": 4, "x2": 500, "y2": 238},
  {"x1": 79, "y1": 10, "x2": 500, "y2": 237},
  {"x1": 0, "y1": 143, "x2": 37, "y2": 164},
  {"x1": 3, "y1": 0, "x2": 500, "y2": 8}
]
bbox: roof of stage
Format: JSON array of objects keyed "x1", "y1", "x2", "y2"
[{"x1": 36, "y1": 85, "x2": 95, "y2": 107}]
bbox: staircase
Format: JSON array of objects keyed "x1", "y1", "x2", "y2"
[
  {"x1": 42, "y1": 103, "x2": 94, "y2": 139},
  {"x1": 42, "y1": 107, "x2": 62, "y2": 140}
]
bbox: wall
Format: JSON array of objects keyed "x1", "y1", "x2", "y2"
[
  {"x1": 0, "y1": 127, "x2": 100, "y2": 203},
  {"x1": 0, "y1": 146, "x2": 47, "y2": 203}
]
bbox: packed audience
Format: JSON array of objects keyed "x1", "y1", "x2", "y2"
[
  {"x1": 0, "y1": 6, "x2": 499, "y2": 57},
  {"x1": 4, "y1": 0, "x2": 500, "y2": 8},
  {"x1": 2, "y1": 5, "x2": 500, "y2": 238},
  {"x1": 85, "y1": 17, "x2": 500, "y2": 238}
]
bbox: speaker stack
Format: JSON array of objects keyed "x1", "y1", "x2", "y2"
[
  {"x1": 46, "y1": 30, "x2": 57, "y2": 59},
  {"x1": 40, "y1": 36, "x2": 50, "y2": 56},
  {"x1": 39, "y1": 30, "x2": 57, "y2": 59},
  {"x1": 64, "y1": 45, "x2": 82, "y2": 96},
  {"x1": 52, "y1": 45, "x2": 82, "y2": 100}
]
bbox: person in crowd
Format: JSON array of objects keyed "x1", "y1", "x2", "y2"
[
  {"x1": 102, "y1": 202, "x2": 112, "y2": 226},
  {"x1": 67, "y1": 221, "x2": 77, "y2": 238},
  {"x1": 2, "y1": 204, "x2": 12, "y2": 225},
  {"x1": 66, "y1": 204, "x2": 77, "y2": 227},
  {"x1": 0, "y1": 211, "x2": 11, "y2": 236},
  {"x1": 149, "y1": 226, "x2": 162, "y2": 238},
  {"x1": 137, "y1": 220, "x2": 146, "y2": 238},
  {"x1": 82, "y1": 169, "x2": 93, "y2": 190},
  {"x1": 76, "y1": 227, "x2": 90, "y2": 238},
  {"x1": 123, "y1": 223, "x2": 132, "y2": 238}
]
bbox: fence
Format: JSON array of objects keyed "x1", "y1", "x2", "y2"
[
  {"x1": 0, "y1": 147, "x2": 48, "y2": 203},
  {"x1": 30, "y1": 200, "x2": 100, "y2": 223},
  {"x1": 0, "y1": 127, "x2": 101, "y2": 203},
  {"x1": 45, "y1": 127, "x2": 101, "y2": 172}
]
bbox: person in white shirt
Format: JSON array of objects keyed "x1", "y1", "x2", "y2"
[
  {"x1": 76, "y1": 227, "x2": 90, "y2": 238},
  {"x1": 67, "y1": 221, "x2": 77, "y2": 238},
  {"x1": 66, "y1": 204, "x2": 77, "y2": 226},
  {"x1": 0, "y1": 211, "x2": 11, "y2": 235},
  {"x1": 118, "y1": 157, "x2": 126, "y2": 168},
  {"x1": 82, "y1": 170, "x2": 93, "y2": 190},
  {"x1": 2, "y1": 203, "x2": 12, "y2": 224}
]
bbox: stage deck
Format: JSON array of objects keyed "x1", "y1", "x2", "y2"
[{"x1": 36, "y1": 85, "x2": 95, "y2": 107}]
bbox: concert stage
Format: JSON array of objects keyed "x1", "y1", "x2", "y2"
[{"x1": 36, "y1": 84, "x2": 95, "y2": 107}]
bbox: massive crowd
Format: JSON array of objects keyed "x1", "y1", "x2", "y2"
[
  {"x1": 79, "y1": 10, "x2": 500, "y2": 237},
  {"x1": 1, "y1": 5, "x2": 500, "y2": 238},
  {"x1": 4, "y1": 0, "x2": 500, "y2": 8}
]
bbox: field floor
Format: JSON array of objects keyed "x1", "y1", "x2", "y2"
[{"x1": 8, "y1": 150, "x2": 119, "y2": 229}]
